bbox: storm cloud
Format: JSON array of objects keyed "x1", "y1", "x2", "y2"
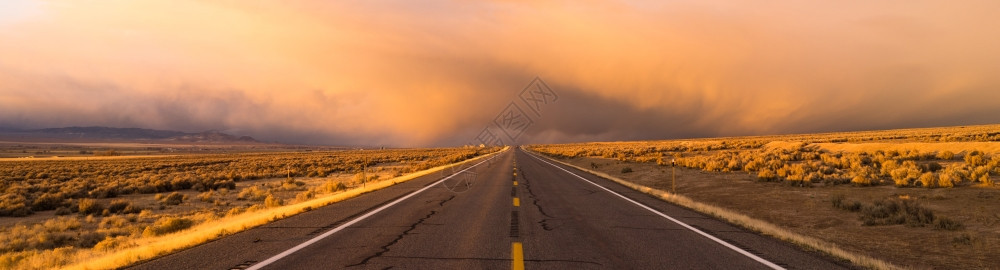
[{"x1": 1, "y1": 0, "x2": 999, "y2": 146}]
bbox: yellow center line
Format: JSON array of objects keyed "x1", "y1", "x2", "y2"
[
  {"x1": 512, "y1": 242, "x2": 524, "y2": 270},
  {"x1": 513, "y1": 181, "x2": 518, "y2": 186},
  {"x1": 513, "y1": 197, "x2": 520, "y2": 206}
]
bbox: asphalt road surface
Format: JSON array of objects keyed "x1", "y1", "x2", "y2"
[{"x1": 130, "y1": 148, "x2": 851, "y2": 270}]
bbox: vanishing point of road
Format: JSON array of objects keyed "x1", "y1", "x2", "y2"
[{"x1": 130, "y1": 148, "x2": 851, "y2": 269}]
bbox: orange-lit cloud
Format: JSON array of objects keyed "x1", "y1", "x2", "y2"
[{"x1": 1, "y1": 0, "x2": 999, "y2": 146}]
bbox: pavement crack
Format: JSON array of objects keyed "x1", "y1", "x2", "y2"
[
  {"x1": 521, "y1": 173, "x2": 557, "y2": 231},
  {"x1": 347, "y1": 210, "x2": 440, "y2": 267},
  {"x1": 427, "y1": 195, "x2": 456, "y2": 206}
]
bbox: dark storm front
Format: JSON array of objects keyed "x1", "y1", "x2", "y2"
[{"x1": 476, "y1": 77, "x2": 559, "y2": 146}]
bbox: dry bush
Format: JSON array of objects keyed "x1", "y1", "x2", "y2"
[
  {"x1": 858, "y1": 199, "x2": 935, "y2": 227},
  {"x1": 315, "y1": 180, "x2": 347, "y2": 194},
  {"x1": 264, "y1": 194, "x2": 283, "y2": 208},
  {"x1": 157, "y1": 192, "x2": 186, "y2": 206},
  {"x1": 238, "y1": 186, "x2": 268, "y2": 201},
  {"x1": 99, "y1": 215, "x2": 130, "y2": 231},
  {"x1": 30, "y1": 193, "x2": 64, "y2": 212},
  {"x1": 934, "y1": 217, "x2": 964, "y2": 231},
  {"x1": 937, "y1": 150, "x2": 955, "y2": 160},
  {"x1": 757, "y1": 168, "x2": 778, "y2": 181},
  {"x1": 78, "y1": 198, "x2": 104, "y2": 215},
  {"x1": 964, "y1": 150, "x2": 987, "y2": 166},
  {"x1": 93, "y1": 235, "x2": 132, "y2": 251},
  {"x1": 142, "y1": 217, "x2": 194, "y2": 237},
  {"x1": 919, "y1": 172, "x2": 937, "y2": 188},
  {"x1": 197, "y1": 191, "x2": 216, "y2": 203},
  {"x1": 0, "y1": 194, "x2": 32, "y2": 217},
  {"x1": 295, "y1": 190, "x2": 315, "y2": 202},
  {"x1": 851, "y1": 175, "x2": 872, "y2": 186}
]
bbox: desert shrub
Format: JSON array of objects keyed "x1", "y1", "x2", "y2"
[
  {"x1": 54, "y1": 207, "x2": 73, "y2": 216},
  {"x1": 99, "y1": 215, "x2": 130, "y2": 230},
  {"x1": 106, "y1": 199, "x2": 134, "y2": 214},
  {"x1": 851, "y1": 175, "x2": 871, "y2": 186},
  {"x1": 30, "y1": 193, "x2": 64, "y2": 211},
  {"x1": 238, "y1": 186, "x2": 268, "y2": 201},
  {"x1": 859, "y1": 199, "x2": 935, "y2": 226},
  {"x1": 89, "y1": 186, "x2": 119, "y2": 199},
  {"x1": 880, "y1": 160, "x2": 899, "y2": 177},
  {"x1": 952, "y1": 233, "x2": 973, "y2": 245},
  {"x1": 621, "y1": 167, "x2": 633, "y2": 173},
  {"x1": 831, "y1": 195, "x2": 862, "y2": 212},
  {"x1": 43, "y1": 216, "x2": 82, "y2": 232},
  {"x1": 830, "y1": 195, "x2": 845, "y2": 208},
  {"x1": 0, "y1": 194, "x2": 33, "y2": 217},
  {"x1": 78, "y1": 198, "x2": 104, "y2": 215},
  {"x1": 142, "y1": 217, "x2": 194, "y2": 237},
  {"x1": 197, "y1": 190, "x2": 215, "y2": 202},
  {"x1": 889, "y1": 168, "x2": 915, "y2": 187},
  {"x1": 919, "y1": 172, "x2": 937, "y2": 188},
  {"x1": 94, "y1": 236, "x2": 131, "y2": 251},
  {"x1": 316, "y1": 180, "x2": 347, "y2": 194},
  {"x1": 937, "y1": 150, "x2": 955, "y2": 160},
  {"x1": 158, "y1": 192, "x2": 186, "y2": 205},
  {"x1": 296, "y1": 191, "x2": 315, "y2": 202},
  {"x1": 970, "y1": 166, "x2": 992, "y2": 185},
  {"x1": 965, "y1": 150, "x2": 987, "y2": 166},
  {"x1": 934, "y1": 217, "x2": 964, "y2": 231},
  {"x1": 77, "y1": 232, "x2": 106, "y2": 248},
  {"x1": 264, "y1": 194, "x2": 283, "y2": 208},
  {"x1": 757, "y1": 168, "x2": 778, "y2": 181},
  {"x1": 921, "y1": 162, "x2": 943, "y2": 173},
  {"x1": 937, "y1": 171, "x2": 958, "y2": 188}
]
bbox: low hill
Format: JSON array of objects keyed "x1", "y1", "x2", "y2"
[{"x1": 1, "y1": 126, "x2": 261, "y2": 144}]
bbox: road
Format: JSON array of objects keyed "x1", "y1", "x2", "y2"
[{"x1": 130, "y1": 148, "x2": 850, "y2": 269}]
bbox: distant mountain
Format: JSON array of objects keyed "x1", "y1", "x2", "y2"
[
  {"x1": 35, "y1": 126, "x2": 188, "y2": 140},
  {"x1": 7, "y1": 126, "x2": 260, "y2": 143},
  {"x1": 168, "y1": 131, "x2": 259, "y2": 143}
]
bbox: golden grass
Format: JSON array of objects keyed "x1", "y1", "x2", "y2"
[
  {"x1": 524, "y1": 147, "x2": 902, "y2": 270},
  {"x1": 0, "y1": 155, "x2": 178, "y2": 162},
  {"x1": 65, "y1": 147, "x2": 505, "y2": 270},
  {"x1": 814, "y1": 142, "x2": 1000, "y2": 154}
]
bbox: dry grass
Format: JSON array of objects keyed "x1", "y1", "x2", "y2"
[
  {"x1": 65, "y1": 147, "x2": 504, "y2": 270},
  {"x1": 814, "y1": 142, "x2": 1000, "y2": 155},
  {"x1": 525, "y1": 147, "x2": 902, "y2": 270}
]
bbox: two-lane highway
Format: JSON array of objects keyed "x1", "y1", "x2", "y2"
[{"x1": 131, "y1": 148, "x2": 850, "y2": 269}]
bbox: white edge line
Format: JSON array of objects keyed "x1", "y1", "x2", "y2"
[
  {"x1": 247, "y1": 150, "x2": 505, "y2": 270},
  {"x1": 524, "y1": 150, "x2": 785, "y2": 270}
]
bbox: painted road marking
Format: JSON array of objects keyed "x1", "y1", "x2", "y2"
[
  {"x1": 512, "y1": 242, "x2": 524, "y2": 270},
  {"x1": 513, "y1": 197, "x2": 520, "y2": 207},
  {"x1": 526, "y1": 151, "x2": 786, "y2": 270},
  {"x1": 513, "y1": 181, "x2": 518, "y2": 186},
  {"x1": 246, "y1": 151, "x2": 505, "y2": 270}
]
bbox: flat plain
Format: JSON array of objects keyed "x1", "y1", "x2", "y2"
[
  {"x1": 529, "y1": 124, "x2": 1000, "y2": 269},
  {"x1": 0, "y1": 144, "x2": 499, "y2": 269}
]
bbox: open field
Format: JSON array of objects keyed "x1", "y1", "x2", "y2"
[
  {"x1": 528, "y1": 124, "x2": 1000, "y2": 269},
  {"x1": 0, "y1": 146, "x2": 500, "y2": 269}
]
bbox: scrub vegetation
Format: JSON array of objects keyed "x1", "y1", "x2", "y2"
[
  {"x1": 529, "y1": 124, "x2": 1000, "y2": 269},
  {"x1": 0, "y1": 146, "x2": 499, "y2": 269}
]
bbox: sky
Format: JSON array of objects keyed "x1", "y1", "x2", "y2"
[{"x1": 1, "y1": 0, "x2": 999, "y2": 147}]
